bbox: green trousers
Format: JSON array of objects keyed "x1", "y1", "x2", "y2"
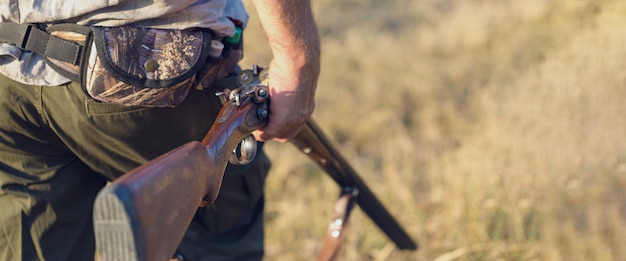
[{"x1": 0, "y1": 73, "x2": 269, "y2": 261}]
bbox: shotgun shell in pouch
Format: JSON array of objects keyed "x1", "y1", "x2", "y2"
[{"x1": 208, "y1": 40, "x2": 224, "y2": 58}]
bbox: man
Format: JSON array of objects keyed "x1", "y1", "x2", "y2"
[{"x1": 0, "y1": 0, "x2": 320, "y2": 260}]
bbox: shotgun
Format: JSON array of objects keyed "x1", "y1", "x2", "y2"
[
  {"x1": 93, "y1": 66, "x2": 417, "y2": 261},
  {"x1": 93, "y1": 66, "x2": 270, "y2": 261}
]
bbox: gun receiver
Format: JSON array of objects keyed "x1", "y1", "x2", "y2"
[
  {"x1": 93, "y1": 67, "x2": 270, "y2": 261},
  {"x1": 291, "y1": 120, "x2": 418, "y2": 251}
]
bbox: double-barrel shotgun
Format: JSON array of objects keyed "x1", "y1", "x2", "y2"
[{"x1": 92, "y1": 66, "x2": 417, "y2": 261}]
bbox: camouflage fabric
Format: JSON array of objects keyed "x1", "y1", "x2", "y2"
[
  {"x1": 0, "y1": 0, "x2": 250, "y2": 87},
  {"x1": 83, "y1": 26, "x2": 214, "y2": 107}
]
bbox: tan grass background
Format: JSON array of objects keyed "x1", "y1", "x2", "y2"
[{"x1": 240, "y1": 1, "x2": 626, "y2": 260}]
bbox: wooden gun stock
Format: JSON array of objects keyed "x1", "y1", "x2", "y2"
[
  {"x1": 291, "y1": 120, "x2": 418, "y2": 251},
  {"x1": 93, "y1": 82, "x2": 269, "y2": 261}
]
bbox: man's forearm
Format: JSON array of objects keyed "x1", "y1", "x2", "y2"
[
  {"x1": 252, "y1": 0, "x2": 320, "y2": 68},
  {"x1": 250, "y1": 0, "x2": 321, "y2": 141}
]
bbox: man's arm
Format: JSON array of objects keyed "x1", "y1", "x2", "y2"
[{"x1": 251, "y1": 0, "x2": 321, "y2": 142}]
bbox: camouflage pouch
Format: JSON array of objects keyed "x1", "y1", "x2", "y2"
[{"x1": 45, "y1": 24, "x2": 223, "y2": 107}]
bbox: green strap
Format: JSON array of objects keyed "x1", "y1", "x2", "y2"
[{"x1": 0, "y1": 22, "x2": 83, "y2": 65}]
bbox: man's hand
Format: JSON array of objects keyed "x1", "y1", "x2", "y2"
[
  {"x1": 251, "y1": 0, "x2": 321, "y2": 142},
  {"x1": 253, "y1": 55, "x2": 319, "y2": 142}
]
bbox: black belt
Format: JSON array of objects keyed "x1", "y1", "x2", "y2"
[{"x1": 0, "y1": 22, "x2": 83, "y2": 65}]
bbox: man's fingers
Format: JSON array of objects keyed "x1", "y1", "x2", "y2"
[{"x1": 253, "y1": 124, "x2": 303, "y2": 143}]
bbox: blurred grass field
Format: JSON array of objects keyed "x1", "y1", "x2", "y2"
[{"x1": 240, "y1": 1, "x2": 626, "y2": 260}]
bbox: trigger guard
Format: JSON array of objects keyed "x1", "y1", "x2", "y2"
[{"x1": 229, "y1": 134, "x2": 257, "y2": 165}]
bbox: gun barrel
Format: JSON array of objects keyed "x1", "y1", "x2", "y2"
[{"x1": 291, "y1": 120, "x2": 418, "y2": 250}]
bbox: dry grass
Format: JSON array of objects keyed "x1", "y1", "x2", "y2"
[{"x1": 240, "y1": 1, "x2": 626, "y2": 260}]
